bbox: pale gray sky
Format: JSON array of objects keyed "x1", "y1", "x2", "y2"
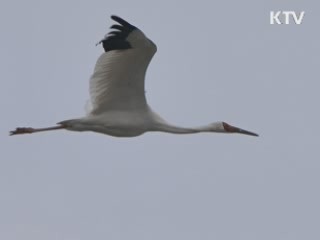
[{"x1": 1, "y1": 0, "x2": 319, "y2": 240}]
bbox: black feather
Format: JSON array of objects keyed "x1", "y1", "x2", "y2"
[
  {"x1": 110, "y1": 25, "x2": 124, "y2": 31},
  {"x1": 111, "y1": 15, "x2": 134, "y2": 28},
  {"x1": 100, "y1": 15, "x2": 137, "y2": 52}
]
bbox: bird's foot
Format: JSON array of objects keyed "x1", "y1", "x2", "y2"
[{"x1": 9, "y1": 127, "x2": 34, "y2": 136}]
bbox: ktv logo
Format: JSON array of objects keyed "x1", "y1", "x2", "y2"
[{"x1": 270, "y1": 11, "x2": 305, "y2": 25}]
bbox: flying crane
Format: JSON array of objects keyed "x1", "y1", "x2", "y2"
[{"x1": 10, "y1": 16, "x2": 258, "y2": 137}]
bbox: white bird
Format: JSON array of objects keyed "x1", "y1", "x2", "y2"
[{"x1": 10, "y1": 15, "x2": 258, "y2": 137}]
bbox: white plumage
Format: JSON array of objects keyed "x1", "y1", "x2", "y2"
[{"x1": 10, "y1": 15, "x2": 258, "y2": 137}]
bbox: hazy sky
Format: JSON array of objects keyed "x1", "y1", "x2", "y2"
[{"x1": 1, "y1": 1, "x2": 319, "y2": 240}]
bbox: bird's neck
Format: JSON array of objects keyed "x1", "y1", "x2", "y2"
[{"x1": 155, "y1": 122, "x2": 225, "y2": 134}]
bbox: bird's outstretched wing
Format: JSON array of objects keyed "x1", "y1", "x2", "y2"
[{"x1": 88, "y1": 15, "x2": 157, "y2": 115}]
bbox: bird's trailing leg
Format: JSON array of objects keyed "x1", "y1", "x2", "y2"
[{"x1": 9, "y1": 125, "x2": 65, "y2": 136}]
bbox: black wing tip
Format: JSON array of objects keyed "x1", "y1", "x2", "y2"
[
  {"x1": 111, "y1": 15, "x2": 121, "y2": 21},
  {"x1": 110, "y1": 15, "x2": 137, "y2": 29},
  {"x1": 111, "y1": 15, "x2": 124, "y2": 22},
  {"x1": 98, "y1": 15, "x2": 137, "y2": 52}
]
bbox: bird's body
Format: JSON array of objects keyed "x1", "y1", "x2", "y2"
[
  {"x1": 59, "y1": 108, "x2": 165, "y2": 137},
  {"x1": 10, "y1": 15, "x2": 258, "y2": 137}
]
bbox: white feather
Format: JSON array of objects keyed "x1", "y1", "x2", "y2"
[{"x1": 88, "y1": 29, "x2": 156, "y2": 114}]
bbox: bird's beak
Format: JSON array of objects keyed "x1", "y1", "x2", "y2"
[
  {"x1": 223, "y1": 122, "x2": 259, "y2": 137},
  {"x1": 236, "y1": 127, "x2": 259, "y2": 137}
]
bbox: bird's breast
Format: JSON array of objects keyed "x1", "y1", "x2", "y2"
[{"x1": 85, "y1": 110, "x2": 153, "y2": 137}]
